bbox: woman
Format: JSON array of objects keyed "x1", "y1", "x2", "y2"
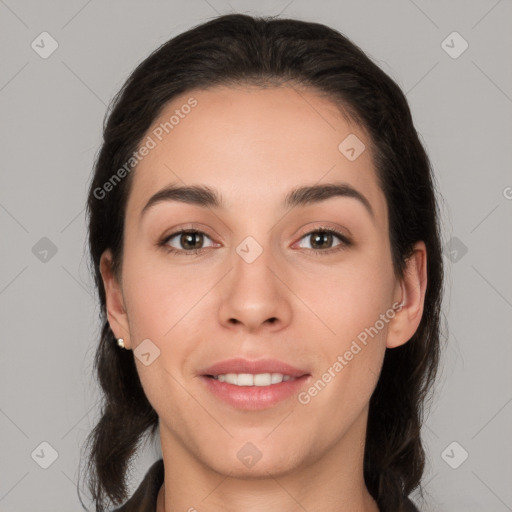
[{"x1": 81, "y1": 13, "x2": 444, "y2": 512}]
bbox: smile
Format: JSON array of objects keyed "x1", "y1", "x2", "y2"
[{"x1": 207, "y1": 373, "x2": 296, "y2": 386}]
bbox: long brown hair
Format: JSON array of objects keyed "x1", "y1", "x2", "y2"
[{"x1": 81, "y1": 13, "x2": 444, "y2": 512}]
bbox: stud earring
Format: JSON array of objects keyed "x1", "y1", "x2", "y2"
[{"x1": 117, "y1": 338, "x2": 125, "y2": 349}]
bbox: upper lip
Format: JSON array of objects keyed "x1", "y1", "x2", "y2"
[{"x1": 201, "y1": 358, "x2": 309, "y2": 378}]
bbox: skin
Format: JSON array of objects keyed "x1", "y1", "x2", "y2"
[{"x1": 100, "y1": 85, "x2": 427, "y2": 512}]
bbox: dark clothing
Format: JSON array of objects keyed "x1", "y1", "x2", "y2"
[
  {"x1": 112, "y1": 459, "x2": 164, "y2": 512},
  {"x1": 113, "y1": 458, "x2": 420, "y2": 512}
]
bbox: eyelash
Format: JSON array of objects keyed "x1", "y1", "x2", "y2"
[{"x1": 159, "y1": 226, "x2": 352, "y2": 257}]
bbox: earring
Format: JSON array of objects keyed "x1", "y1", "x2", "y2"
[{"x1": 117, "y1": 338, "x2": 125, "y2": 349}]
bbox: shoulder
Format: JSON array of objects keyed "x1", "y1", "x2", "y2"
[{"x1": 112, "y1": 458, "x2": 164, "y2": 512}]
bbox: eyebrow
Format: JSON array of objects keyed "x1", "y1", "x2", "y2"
[{"x1": 140, "y1": 181, "x2": 374, "y2": 220}]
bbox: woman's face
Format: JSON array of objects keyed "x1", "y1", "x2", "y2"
[{"x1": 102, "y1": 85, "x2": 424, "y2": 478}]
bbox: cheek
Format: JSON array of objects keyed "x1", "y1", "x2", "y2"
[
  {"x1": 292, "y1": 250, "x2": 394, "y2": 400},
  {"x1": 121, "y1": 249, "x2": 212, "y2": 340},
  {"x1": 120, "y1": 249, "x2": 211, "y2": 386},
  {"x1": 295, "y1": 263, "x2": 392, "y2": 436},
  {"x1": 120, "y1": 256, "x2": 203, "y2": 416},
  {"x1": 296, "y1": 252, "x2": 395, "y2": 340}
]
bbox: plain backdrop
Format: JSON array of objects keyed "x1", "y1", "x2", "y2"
[{"x1": 0, "y1": 1, "x2": 511, "y2": 511}]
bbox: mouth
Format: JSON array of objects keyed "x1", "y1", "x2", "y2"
[{"x1": 199, "y1": 358, "x2": 311, "y2": 410}]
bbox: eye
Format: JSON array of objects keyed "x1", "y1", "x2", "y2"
[
  {"x1": 295, "y1": 227, "x2": 352, "y2": 255},
  {"x1": 160, "y1": 229, "x2": 216, "y2": 255},
  {"x1": 159, "y1": 226, "x2": 352, "y2": 257}
]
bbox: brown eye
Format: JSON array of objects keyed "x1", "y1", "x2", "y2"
[
  {"x1": 309, "y1": 231, "x2": 335, "y2": 250},
  {"x1": 179, "y1": 231, "x2": 204, "y2": 250},
  {"x1": 162, "y1": 229, "x2": 215, "y2": 254},
  {"x1": 296, "y1": 228, "x2": 352, "y2": 255}
]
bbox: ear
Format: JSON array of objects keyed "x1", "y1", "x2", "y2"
[
  {"x1": 99, "y1": 249, "x2": 132, "y2": 350},
  {"x1": 386, "y1": 241, "x2": 427, "y2": 349}
]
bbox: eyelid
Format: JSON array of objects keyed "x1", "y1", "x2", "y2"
[
  {"x1": 160, "y1": 222, "x2": 219, "y2": 242},
  {"x1": 294, "y1": 222, "x2": 352, "y2": 243}
]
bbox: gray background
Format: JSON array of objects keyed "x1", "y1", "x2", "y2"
[{"x1": 1, "y1": 0, "x2": 511, "y2": 511}]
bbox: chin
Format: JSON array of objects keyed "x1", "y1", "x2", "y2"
[
  {"x1": 210, "y1": 455, "x2": 300, "y2": 480},
  {"x1": 198, "y1": 438, "x2": 307, "y2": 479}
]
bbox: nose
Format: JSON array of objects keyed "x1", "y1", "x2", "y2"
[{"x1": 217, "y1": 243, "x2": 293, "y2": 334}]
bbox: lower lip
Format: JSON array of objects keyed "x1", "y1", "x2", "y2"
[{"x1": 200, "y1": 375, "x2": 310, "y2": 410}]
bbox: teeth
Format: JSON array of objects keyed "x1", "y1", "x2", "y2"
[{"x1": 212, "y1": 373, "x2": 296, "y2": 386}]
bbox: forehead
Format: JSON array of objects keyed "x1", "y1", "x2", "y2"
[{"x1": 125, "y1": 85, "x2": 387, "y2": 226}]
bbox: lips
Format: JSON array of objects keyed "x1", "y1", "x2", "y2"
[
  {"x1": 200, "y1": 358, "x2": 309, "y2": 378},
  {"x1": 198, "y1": 358, "x2": 311, "y2": 410}
]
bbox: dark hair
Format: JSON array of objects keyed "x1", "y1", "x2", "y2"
[{"x1": 81, "y1": 13, "x2": 444, "y2": 512}]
